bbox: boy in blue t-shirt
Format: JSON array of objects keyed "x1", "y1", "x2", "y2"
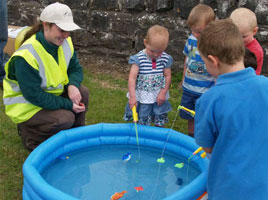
[
  {"x1": 195, "y1": 18, "x2": 268, "y2": 200},
  {"x1": 180, "y1": 4, "x2": 216, "y2": 137}
]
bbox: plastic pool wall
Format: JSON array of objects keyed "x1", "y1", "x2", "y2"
[{"x1": 22, "y1": 123, "x2": 209, "y2": 200}]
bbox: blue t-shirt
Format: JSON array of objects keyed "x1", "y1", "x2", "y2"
[
  {"x1": 195, "y1": 68, "x2": 268, "y2": 200},
  {"x1": 183, "y1": 34, "x2": 215, "y2": 95}
]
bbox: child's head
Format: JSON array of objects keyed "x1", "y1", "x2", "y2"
[
  {"x1": 230, "y1": 8, "x2": 258, "y2": 45},
  {"x1": 144, "y1": 25, "x2": 169, "y2": 59},
  {"x1": 187, "y1": 4, "x2": 215, "y2": 39},
  {"x1": 198, "y1": 19, "x2": 245, "y2": 76},
  {"x1": 244, "y1": 48, "x2": 257, "y2": 70}
]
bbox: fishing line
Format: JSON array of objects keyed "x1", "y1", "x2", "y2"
[
  {"x1": 132, "y1": 104, "x2": 196, "y2": 199},
  {"x1": 131, "y1": 105, "x2": 143, "y2": 199},
  {"x1": 149, "y1": 105, "x2": 181, "y2": 200},
  {"x1": 150, "y1": 105, "x2": 197, "y2": 199},
  {"x1": 132, "y1": 105, "x2": 141, "y2": 162}
]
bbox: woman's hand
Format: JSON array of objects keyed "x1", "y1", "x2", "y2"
[
  {"x1": 72, "y1": 102, "x2": 85, "y2": 113},
  {"x1": 68, "y1": 85, "x2": 82, "y2": 105}
]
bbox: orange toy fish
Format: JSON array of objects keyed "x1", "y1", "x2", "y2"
[
  {"x1": 134, "y1": 186, "x2": 144, "y2": 192},
  {"x1": 110, "y1": 190, "x2": 127, "y2": 200}
]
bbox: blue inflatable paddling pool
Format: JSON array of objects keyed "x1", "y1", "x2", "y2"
[{"x1": 22, "y1": 123, "x2": 208, "y2": 200}]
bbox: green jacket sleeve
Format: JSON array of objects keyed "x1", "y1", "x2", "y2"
[
  {"x1": 8, "y1": 57, "x2": 73, "y2": 110},
  {"x1": 66, "y1": 51, "x2": 83, "y2": 88}
]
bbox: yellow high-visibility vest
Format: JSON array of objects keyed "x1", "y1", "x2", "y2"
[{"x1": 3, "y1": 34, "x2": 74, "y2": 124}]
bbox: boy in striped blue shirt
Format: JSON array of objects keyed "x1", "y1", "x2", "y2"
[{"x1": 180, "y1": 4, "x2": 216, "y2": 137}]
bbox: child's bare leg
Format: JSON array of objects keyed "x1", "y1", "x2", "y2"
[{"x1": 188, "y1": 119, "x2": 194, "y2": 137}]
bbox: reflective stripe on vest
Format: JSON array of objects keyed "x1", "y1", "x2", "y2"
[
  {"x1": 62, "y1": 39, "x2": 72, "y2": 68},
  {"x1": 3, "y1": 96, "x2": 30, "y2": 105},
  {"x1": 5, "y1": 79, "x2": 20, "y2": 92},
  {"x1": 17, "y1": 39, "x2": 72, "y2": 89}
]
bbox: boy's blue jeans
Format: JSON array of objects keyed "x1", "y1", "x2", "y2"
[{"x1": 0, "y1": 0, "x2": 8, "y2": 83}]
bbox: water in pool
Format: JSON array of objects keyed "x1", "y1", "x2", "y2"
[{"x1": 41, "y1": 145, "x2": 200, "y2": 200}]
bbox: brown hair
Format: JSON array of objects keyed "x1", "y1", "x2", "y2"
[
  {"x1": 20, "y1": 22, "x2": 53, "y2": 46},
  {"x1": 244, "y1": 48, "x2": 257, "y2": 70},
  {"x1": 145, "y1": 25, "x2": 169, "y2": 44},
  {"x1": 20, "y1": 22, "x2": 42, "y2": 45},
  {"x1": 187, "y1": 4, "x2": 215, "y2": 28},
  {"x1": 198, "y1": 18, "x2": 245, "y2": 65}
]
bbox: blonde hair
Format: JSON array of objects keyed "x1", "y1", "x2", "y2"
[
  {"x1": 145, "y1": 25, "x2": 169, "y2": 44},
  {"x1": 230, "y1": 8, "x2": 257, "y2": 31},
  {"x1": 187, "y1": 4, "x2": 215, "y2": 28},
  {"x1": 198, "y1": 19, "x2": 245, "y2": 65}
]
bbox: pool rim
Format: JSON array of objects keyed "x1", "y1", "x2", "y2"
[{"x1": 22, "y1": 123, "x2": 208, "y2": 200}]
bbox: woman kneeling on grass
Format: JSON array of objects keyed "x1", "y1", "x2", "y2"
[{"x1": 3, "y1": 2, "x2": 89, "y2": 151}]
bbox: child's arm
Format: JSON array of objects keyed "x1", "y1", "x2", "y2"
[
  {"x1": 128, "y1": 64, "x2": 139, "y2": 109},
  {"x1": 179, "y1": 57, "x2": 187, "y2": 87},
  {"x1": 203, "y1": 147, "x2": 213, "y2": 154},
  {"x1": 157, "y1": 68, "x2": 171, "y2": 106}
]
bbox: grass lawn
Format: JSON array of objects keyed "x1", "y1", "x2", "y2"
[{"x1": 0, "y1": 68, "x2": 187, "y2": 199}]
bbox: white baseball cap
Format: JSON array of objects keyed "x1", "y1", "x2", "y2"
[{"x1": 40, "y1": 2, "x2": 81, "y2": 31}]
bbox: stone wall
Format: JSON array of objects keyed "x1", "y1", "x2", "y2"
[{"x1": 7, "y1": 0, "x2": 268, "y2": 73}]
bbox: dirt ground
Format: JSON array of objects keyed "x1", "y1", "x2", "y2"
[{"x1": 78, "y1": 54, "x2": 130, "y2": 80}]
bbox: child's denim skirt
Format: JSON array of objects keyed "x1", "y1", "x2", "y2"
[{"x1": 123, "y1": 100, "x2": 172, "y2": 127}]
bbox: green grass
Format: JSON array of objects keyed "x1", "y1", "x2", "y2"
[{"x1": 0, "y1": 69, "x2": 187, "y2": 199}]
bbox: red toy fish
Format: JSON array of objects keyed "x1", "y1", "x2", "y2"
[
  {"x1": 134, "y1": 186, "x2": 144, "y2": 192},
  {"x1": 110, "y1": 190, "x2": 127, "y2": 200}
]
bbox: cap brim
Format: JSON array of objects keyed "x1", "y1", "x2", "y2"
[{"x1": 56, "y1": 22, "x2": 81, "y2": 31}]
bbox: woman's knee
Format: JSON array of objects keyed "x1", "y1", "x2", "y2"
[
  {"x1": 79, "y1": 85, "x2": 89, "y2": 102},
  {"x1": 53, "y1": 110, "x2": 76, "y2": 129},
  {"x1": 18, "y1": 110, "x2": 76, "y2": 151}
]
